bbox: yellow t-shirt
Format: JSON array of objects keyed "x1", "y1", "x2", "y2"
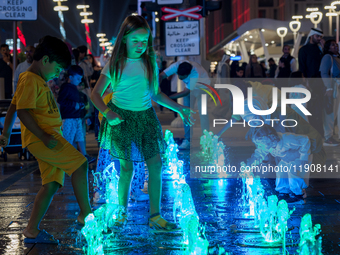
[
  {"x1": 98, "y1": 93, "x2": 113, "y2": 123},
  {"x1": 13, "y1": 71, "x2": 62, "y2": 148}
]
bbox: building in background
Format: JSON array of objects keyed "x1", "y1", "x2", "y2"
[{"x1": 206, "y1": 0, "x2": 334, "y2": 62}]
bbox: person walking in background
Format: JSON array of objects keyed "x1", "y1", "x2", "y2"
[
  {"x1": 245, "y1": 54, "x2": 265, "y2": 78},
  {"x1": 13, "y1": 46, "x2": 35, "y2": 92},
  {"x1": 275, "y1": 45, "x2": 297, "y2": 78},
  {"x1": 72, "y1": 48, "x2": 80, "y2": 65},
  {"x1": 57, "y1": 65, "x2": 96, "y2": 163},
  {"x1": 159, "y1": 60, "x2": 210, "y2": 149},
  {"x1": 77, "y1": 45, "x2": 93, "y2": 87},
  {"x1": 320, "y1": 39, "x2": 340, "y2": 146},
  {"x1": 0, "y1": 44, "x2": 14, "y2": 98},
  {"x1": 298, "y1": 28, "x2": 324, "y2": 137},
  {"x1": 159, "y1": 60, "x2": 171, "y2": 114},
  {"x1": 216, "y1": 52, "x2": 230, "y2": 84},
  {"x1": 87, "y1": 54, "x2": 102, "y2": 89},
  {"x1": 235, "y1": 66, "x2": 244, "y2": 78},
  {"x1": 288, "y1": 71, "x2": 310, "y2": 123},
  {"x1": 268, "y1": 58, "x2": 277, "y2": 78}
]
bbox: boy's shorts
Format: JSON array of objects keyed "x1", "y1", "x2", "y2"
[
  {"x1": 27, "y1": 132, "x2": 87, "y2": 187},
  {"x1": 62, "y1": 118, "x2": 84, "y2": 144}
]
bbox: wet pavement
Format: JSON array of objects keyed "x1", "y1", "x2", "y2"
[{"x1": 0, "y1": 109, "x2": 340, "y2": 254}]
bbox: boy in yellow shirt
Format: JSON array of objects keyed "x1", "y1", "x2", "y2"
[{"x1": 0, "y1": 36, "x2": 92, "y2": 244}]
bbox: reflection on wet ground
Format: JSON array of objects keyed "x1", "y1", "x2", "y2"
[{"x1": 0, "y1": 121, "x2": 340, "y2": 254}]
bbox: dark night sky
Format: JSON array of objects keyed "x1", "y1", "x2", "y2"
[{"x1": 0, "y1": 0, "x2": 136, "y2": 56}]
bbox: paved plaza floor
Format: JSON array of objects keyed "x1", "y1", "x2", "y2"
[{"x1": 0, "y1": 110, "x2": 339, "y2": 254}]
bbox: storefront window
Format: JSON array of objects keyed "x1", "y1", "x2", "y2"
[{"x1": 259, "y1": 0, "x2": 274, "y2": 7}]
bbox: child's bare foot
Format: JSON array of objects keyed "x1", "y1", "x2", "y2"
[
  {"x1": 77, "y1": 211, "x2": 91, "y2": 225},
  {"x1": 23, "y1": 228, "x2": 40, "y2": 239},
  {"x1": 77, "y1": 215, "x2": 85, "y2": 225}
]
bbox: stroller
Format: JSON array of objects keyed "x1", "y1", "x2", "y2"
[{"x1": 0, "y1": 100, "x2": 32, "y2": 161}]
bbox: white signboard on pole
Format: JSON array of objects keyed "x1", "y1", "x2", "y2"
[
  {"x1": 157, "y1": 0, "x2": 183, "y2": 5},
  {"x1": 165, "y1": 21, "x2": 200, "y2": 56},
  {"x1": 0, "y1": 0, "x2": 38, "y2": 20}
]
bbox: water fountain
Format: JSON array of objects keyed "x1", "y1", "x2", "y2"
[
  {"x1": 163, "y1": 130, "x2": 184, "y2": 180},
  {"x1": 81, "y1": 213, "x2": 104, "y2": 255},
  {"x1": 298, "y1": 214, "x2": 323, "y2": 255},
  {"x1": 200, "y1": 130, "x2": 226, "y2": 165}
]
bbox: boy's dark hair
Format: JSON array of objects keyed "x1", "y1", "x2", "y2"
[
  {"x1": 253, "y1": 124, "x2": 280, "y2": 144},
  {"x1": 177, "y1": 62, "x2": 192, "y2": 76},
  {"x1": 236, "y1": 66, "x2": 244, "y2": 72},
  {"x1": 77, "y1": 45, "x2": 87, "y2": 54},
  {"x1": 0, "y1": 44, "x2": 9, "y2": 49},
  {"x1": 67, "y1": 65, "x2": 84, "y2": 77},
  {"x1": 33, "y1": 35, "x2": 71, "y2": 69},
  {"x1": 268, "y1": 58, "x2": 274, "y2": 62}
]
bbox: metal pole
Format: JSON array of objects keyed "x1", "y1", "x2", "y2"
[
  {"x1": 57, "y1": 0, "x2": 66, "y2": 41},
  {"x1": 12, "y1": 21, "x2": 17, "y2": 95},
  {"x1": 337, "y1": 14, "x2": 339, "y2": 44},
  {"x1": 258, "y1": 29, "x2": 270, "y2": 62}
]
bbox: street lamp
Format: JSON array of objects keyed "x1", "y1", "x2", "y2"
[
  {"x1": 97, "y1": 33, "x2": 107, "y2": 53},
  {"x1": 289, "y1": 18, "x2": 301, "y2": 44},
  {"x1": 331, "y1": 1, "x2": 340, "y2": 43},
  {"x1": 77, "y1": 4, "x2": 94, "y2": 54},
  {"x1": 53, "y1": 0, "x2": 69, "y2": 41},
  {"x1": 277, "y1": 27, "x2": 288, "y2": 48},
  {"x1": 306, "y1": 11, "x2": 323, "y2": 28},
  {"x1": 325, "y1": 6, "x2": 336, "y2": 36}
]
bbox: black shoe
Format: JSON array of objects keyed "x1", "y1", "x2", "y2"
[
  {"x1": 283, "y1": 193, "x2": 304, "y2": 203},
  {"x1": 85, "y1": 155, "x2": 96, "y2": 164},
  {"x1": 323, "y1": 137, "x2": 340, "y2": 146},
  {"x1": 278, "y1": 193, "x2": 290, "y2": 199}
]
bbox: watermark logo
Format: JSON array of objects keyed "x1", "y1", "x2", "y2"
[
  {"x1": 201, "y1": 84, "x2": 311, "y2": 116},
  {"x1": 197, "y1": 82, "x2": 222, "y2": 115}
]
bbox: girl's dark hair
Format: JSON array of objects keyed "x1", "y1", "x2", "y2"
[
  {"x1": 253, "y1": 124, "x2": 280, "y2": 144},
  {"x1": 68, "y1": 65, "x2": 84, "y2": 77},
  {"x1": 88, "y1": 54, "x2": 98, "y2": 68},
  {"x1": 323, "y1": 39, "x2": 337, "y2": 56},
  {"x1": 109, "y1": 15, "x2": 158, "y2": 94},
  {"x1": 33, "y1": 35, "x2": 71, "y2": 69}
]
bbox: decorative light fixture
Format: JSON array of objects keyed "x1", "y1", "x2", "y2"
[
  {"x1": 53, "y1": 0, "x2": 69, "y2": 41},
  {"x1": 80, "y1": 12, "x2": 93, "y2": 16},
  {"x1": 277, "y1": 27, "x2": 288, "y2": 47},
  {"x1": 306, "y1": 7, "x2": 319, "y2": 12},
  {"x1": 331, "y1": 1, "x2": 340, "y2": 42},
  {"x1": 53, "y1": 6, "x2": 68, "y2": 11},
  {"x1": 81, "y1": 19, "x2": 94, "y2": 24},
  {"x1": 77, "y1": 4, "x2": 94, "y2": 53}
]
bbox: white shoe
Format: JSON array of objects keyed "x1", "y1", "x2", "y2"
[
  {"x1": 178, "y1": 139, "x2": 190, "y2": 149},
  {"x1": 131, "y1": 189, "x2": 149, "y2": 202}
]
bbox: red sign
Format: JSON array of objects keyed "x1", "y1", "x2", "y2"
[{"x1": 161, "y1": 6, "x2": 202, "y2": 21}]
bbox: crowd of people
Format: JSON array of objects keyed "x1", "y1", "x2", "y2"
[
  {"x1": 216, "y1": 27, "x2": 340, "y2": 147},
  {"x1": 0, "y1": 13, "x2": 337, "y2": 245}
]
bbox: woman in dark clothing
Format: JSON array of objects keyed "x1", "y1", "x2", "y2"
[
  {"x1": 87, "y1": 54, "x2": 102, "y2": 89},
  {"x1": 245, "y1": 54, "x2": 265, "y2": 78}
]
